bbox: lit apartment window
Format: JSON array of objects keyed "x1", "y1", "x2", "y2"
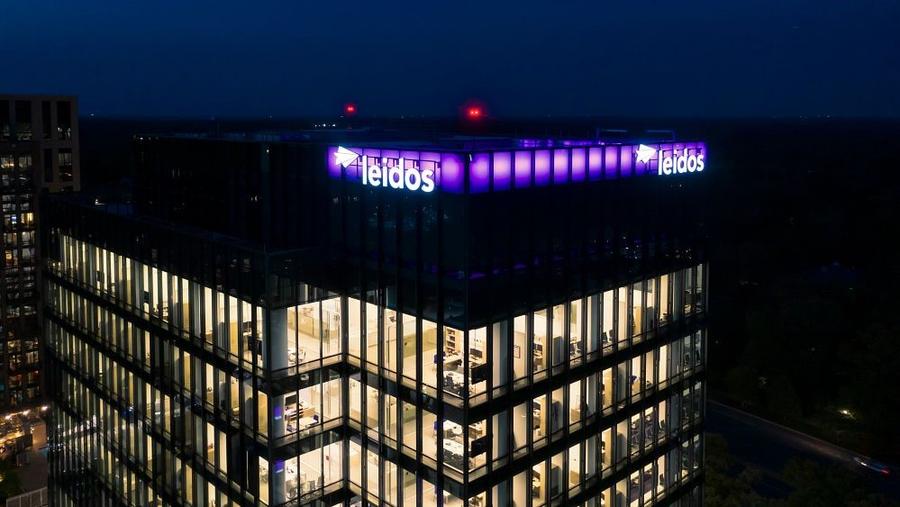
[
  {"x1": 58, "y1": 149, "x2": 73, "y2": 182},
  {"x1": 56, "y1": 102, "x2": 72, "y2": 140}
]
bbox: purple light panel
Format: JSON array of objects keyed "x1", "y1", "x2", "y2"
[
  {"x1": 493, "y1": 152, "x2": 511, "y2": 191},
  {"x1": 514, "y1": 150, "x2": 532, "y2": 188},
  {"x1": 534, "y1": 150, "x2": 551, "y2": 186},
  {"x1": 553, "y1": 149, "x2": 569, "y2": 184},
  {"x1": 620, "y1": 146, "x2": 633, "y2": 177},
  {"x1": 470, "y1": 153, "x2": 490, "y2": 193},
  {"x1": 327, "y1": 141, "x2": 706, "y2": 193},
  {"x1": 588, "y1": 148, "x2": 603, "y2": 180},
  {"x1": 571, "y1": 148, "x2": 586, "y2": 182},
  {"x1": 604, "y1": 147, "x2": 618, "y2": 179}
]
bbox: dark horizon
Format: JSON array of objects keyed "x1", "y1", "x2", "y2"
[
  {"x1": 3, "y1": 0, "x2": 899, "y2": 119},
  {"x1": 74, "y1": 113, "x2": 900, "y2": 121}
]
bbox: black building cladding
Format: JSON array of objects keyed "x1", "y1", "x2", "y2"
[{"x1": 45, "y1": 132, "x2": 707, "y2": 507}]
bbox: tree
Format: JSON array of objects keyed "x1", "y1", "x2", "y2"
[
  {"x1": 781, "y1": 459, "x2": 898, "y2": 507},
  {"x1": 705, "y1": 433, "x2": 770, "y2": 507},
  {"x1": 765, "y1": 375, "x2": 802, "y2": 423},
  {"x1": 0, "y1": 458, "x2": 22, "y2": 501}
]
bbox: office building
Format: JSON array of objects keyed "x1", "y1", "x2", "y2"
[
  {"x1": 0, "y1": 94, "x2": 80, "y2": 413},
  {"x1": 45, "y1": 133, "x2": 707, "y2": 506}
]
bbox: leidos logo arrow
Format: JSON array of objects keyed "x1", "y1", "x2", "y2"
[
  {"x1": 334, "y1": 146, "x2": 359, "y2": 168},
  {"x1": 636, "y1": 143, "x2": 705, "y2": 175},
  {"x1": 636, "y1": 144, "x2": 657, "y2": 164},
  {"x1": 333, "y1": 145, "x2": 436, "y2": 193}
]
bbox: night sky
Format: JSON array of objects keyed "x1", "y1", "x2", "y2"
[{"x1": 3, "y1": 0, "x2": 898, "y2": 118}]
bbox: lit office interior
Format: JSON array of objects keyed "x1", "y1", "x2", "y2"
[{"x1": 46, "y1": 231, "x2": 704, "y2": 506}]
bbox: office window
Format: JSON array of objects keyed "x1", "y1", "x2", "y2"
[
  {"x1": 602, "y1": 290, "x2": 614, "y2": 352},
  {"x1": 469, "y1": 418, "x2": 487, "y2": 472},
  {"x1": 17, "y1": 155, "x2": 32, "y2": 172},
  {"x1": 533, "y1": 393, "x2": 547, "y2": 446},
  {"x1": 348, "y1": 375, "x2": 361, "y2": 422},
  {"x1": 59, "y1": 149, "x2": 74, "y2": 182},
  {"x1": 568, "y1": 443, "x2": 582, "y2": 493},
  {"x1": 468, "y1": 326, "x2": 487, "y2": 398},
  {"x1": 14, "y1": 101, "x2": 31, "y2": 141},
  {"x1": 400, "y1": 312, "x2": 416, "y2": 384},
  {"x1": 383, "y1": 307, "x2": 398, "y2": 373},
  {"x1": 421, "y1": 318, "x2": 437, "y2": 391},
  {"x1": 442, "y1": 419, "x2": 465, "y2": 473},
  {"x1": 546, "y1": 452, "x2": 564, "y2": 499},
  {"x1": 365, "y1": 385, "x2": 379, "y2": 437},
  {"x1": 42, "y1": 101, "x2": 51, "y2": 139},
  {"x1": 402, "y1": 468, "x2": 417, "y2": 506},
  {"x1": 57, "y1": 102, "x2": 72, "y2": 140},
  {"x1": 532, "y1": 460, "x2": 547, "y2": 507},
  {"x1": 287, "y1": 301, "x2": 324, "y2": 367},
  {"x1": 550, "y1": 387, "x2": 564, "y2": 433},
  {"x1": 0, "y1": 101, "x2": 10, "y2": 140},
  {"x1": 0, "y1": 156, "x2": 12, "y2": 190},
  {"x1": 513, "y1": 315, "x2": 527, "y2": 382},
  {"x1": 617, "y1": 287, "x2": 629, "y2": 346},
  {"x1": 401, "y1": 401, "x2": 416, "y2": 455},
  {"x1": 364, "y1": 301, "x2": 378, "y2": 368},
  {"x1": 421, "y1": 410, "x2": 437, "y2": 466},
  {"x1": 513, "y1": 402, "x2": 528, "y2": 452},
  {"x1": 569, "y1": 380, "x2": 582, "y2": 427},
  {"x1": 551, "y1": 304, "x2": 565, "y2": 367},
  {"x1": 347, "y1": 297, "x2": 361, "y2": 358},
  {"x1": 441, "y1": 325, "x2": 466, "y2": 398},
  {"x1": 321, "y1": 297, "x2": 341, "y2": 357},
  {"x1": 659, "y1": 274, "x2": 671, "y2": 324},
  {"x1": 569, "y1": 299, "x2": 583, "y2": 364},
  {"x1": 383, "y1": 393, "x2": 398, "y2": 443},
  {"x1": 533, "y1": 310, "x2": 547, "y2": 378}
]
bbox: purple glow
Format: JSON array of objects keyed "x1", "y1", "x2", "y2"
[
  {"x1": 493, "y1": 152, "x2": 512, "y2": 190},
  {"x1": 534, "y1": 150, "x2": 551, "y2": 186},
  {"x1": 604, "y1": 147, "x2": 619, "y2": 179},
  {"x1": 634, "y1": 145, "x2": 653, "y2": 175},
  {"x1": 441, "y1": 153, "x2": 464, "y2": 192},
  {"x1": 620, "y1": 146, "x2": 633, "y2": 177},
  {"x1": 571, "y1": 148, "x2": 586, "y2": 181},
  {"x1": 470, "y1": 153, "x2": 490, "y2": 193},
  {"x1": 588, "y1": 147, "x2": 603, "y2": 180},
  {"x1": 327, "y1": 141, "x2": 706, "y2": 193},
  {"x1": 553, "y1": 149, "x2": 569, "y2": 184},
  {"x1": 514, "y1": 150, "x2": 532, "y2": 188},
  {"x1": 326, "y1": 146, "x2": 343, "y2": 177}
]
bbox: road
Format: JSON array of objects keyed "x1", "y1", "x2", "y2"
[{"x1": 706, "y1": 400, "x2": 900, "y2": 500}]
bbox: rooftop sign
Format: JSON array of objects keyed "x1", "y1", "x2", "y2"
[{"x1": 327, "y1": 141, "x2": 706, "y2": 194}]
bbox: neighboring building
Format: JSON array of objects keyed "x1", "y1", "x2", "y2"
[
  {"x1": 0, "y1": 95, "x2": 80, "y2": 414},
  {"x1": 44, "y1": 133, "x2": 707, "y2": 506}
]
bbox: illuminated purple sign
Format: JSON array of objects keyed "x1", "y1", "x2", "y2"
[
  {"x1": 327, "y1": 146, "x2": 464, "y2": 193},
  {"x1": 327, "y1": 141, "x2": 706, "y2": 194}
]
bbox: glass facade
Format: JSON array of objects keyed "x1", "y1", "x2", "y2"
[{"x1": 46, "y1": 135, "x2": 706, "y2": 507}]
